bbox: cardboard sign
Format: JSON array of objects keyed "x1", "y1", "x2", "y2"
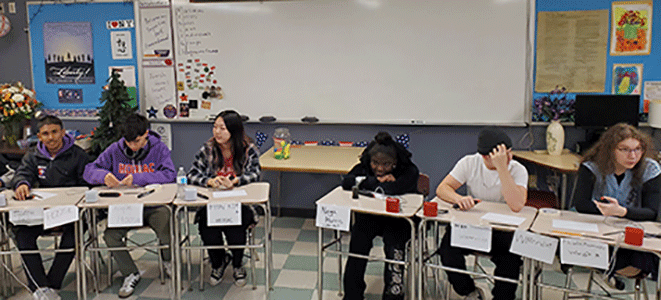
[
  {"x1": 450, "y1": 222, "x2": 492, "y2": 252},
  {"x1": 315, "y1": 204, "x2": 351, "y2": 232},
  {"x1": 9, "y1": 208, "x2": 43, "y2": 226},
  {"x1": 43, "y1": 205, "x2": 79, "y2": 230},
  {"x1": 510, "y1": 230, "x2": 558, "y2": 264},
  {"x1": 560, "y1": 238, "x2": 609, "y2": 270},
  {"x1": 207, "y1": 202, "x2": 241, "y2": 226},
  {"x1": 108, "y1": 204, "x2": 144, "y2": 228}
]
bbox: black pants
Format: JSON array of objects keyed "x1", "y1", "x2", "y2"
[
  {"x1": 439, "y1": 226, "x2": 522, "y2": 300},
  {"x1": 14, "y1": 223, "x2": 76, "y2": 291},
  {"x1": 196, "y1": 205, "x2": 255, "y2": 269},
  {"x1": 343, "y1": 213, "x2": 410, "y2": 300}
]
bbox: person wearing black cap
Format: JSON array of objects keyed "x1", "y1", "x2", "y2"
[{"x1": 434, "y1": 127, "x2": 528, "y2": 300}]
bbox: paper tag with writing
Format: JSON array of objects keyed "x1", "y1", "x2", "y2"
[
  {"x1": 9, "y1": 208, "x2": 43, "y2": 226},
  {"x1": 108, "y1": 204, "x2": 144, "y2": 228},
  {"x1": 510, "y1": 230, "x2": 558, "y2": 264},
  {"x1": 450, "y1": 222, "x2": 492, "y2": 252},
  {"x1": 207, "y1": 202, "x2": 241, "y2": 226},
  {"x1": 560, "y1": 238, "x2": 608, "y2": 270},
  {"x1": 43, "y1": 205, "x2": 79, "y2": 230},
  {"x1": 315, "y1": 204, "x2": 350, "y2": 232}
]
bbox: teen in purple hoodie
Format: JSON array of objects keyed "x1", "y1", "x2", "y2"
[
  {"x1": 11, "y1": 115, "x2": 90, "y2": 299},
  {"x1": 83, "y1": 113, "x2": 175, "y2": 298}
]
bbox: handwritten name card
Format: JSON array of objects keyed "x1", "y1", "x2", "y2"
[
  {"x1": 450, "y1": 222, "x2": 492, "y2": 252},
  {"x1": 43, "y1": 205, "x2": 79, "y2": 230},
  {"x1": 207, "y1": 202, "x2": 241, "y2": 226},
  {"x1": 315, "y1": 204, "x2": 350, "y2": 232},
  {"x1": 9, "y1": 208, "x2": 43, "y2": 226},
  {"x1": 509, "y1": 230, "x2": 558, "y2": 264},
  {"x1": 108, "y1": 204, "x2": 144, "y2": 228},
  {"x1": 560, "y1": 238, "x2": 608, "y2": 270}
]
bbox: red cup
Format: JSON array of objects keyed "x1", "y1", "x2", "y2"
[
  {"x1": 386, "y1": 197, "x2": 400, "y2": 213},
  {"x1": 624, "y1": 226, "x2": 644, "y2": 246},
  {"x1": 423, "y1": 201, "x2": 438, "y2": 217}
]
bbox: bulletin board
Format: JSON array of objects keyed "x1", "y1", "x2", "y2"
[{"x1": 27, "y1": 1, "x2": 138, "y2": 118}]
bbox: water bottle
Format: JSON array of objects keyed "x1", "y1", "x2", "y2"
[{"x1": 176, "y1": 166, "x2": 187, "y2": 199}]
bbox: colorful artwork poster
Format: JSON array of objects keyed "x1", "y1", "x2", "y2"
[
  {"x1": 43, "y1": 22, "x2": 95, "y2": 84},
  {"x1": 610, "y1": 1, "x2": 653, "y2": 56},
  {"x1": 612, "y1": 64, "x2": 643, "y2": 95}
]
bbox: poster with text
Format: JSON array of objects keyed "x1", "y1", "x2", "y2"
[
  {"x1": 611, "y1": 1, "x2": 653, "y2": 56},
  {"x1": 43, "y1": 22, "x2": 95, "y2": 84}
]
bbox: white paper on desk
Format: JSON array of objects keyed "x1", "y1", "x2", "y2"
[
  {"x1": 553, "y1": 219, "x2": 599, "y2": 233},
  {"x1": 450, "y1": 222, "x2": 492, "y2": 252},
  {"x1": 481, "y1": 213, "x2": 526, "y2": 226},
  {"x1": 32, "y1": 191, "x2": 57, "y2": 201},
  {"x1": 9, "y1": 208, "x2": 43, "y2": 226},
  {"x1": 43, "y1": 205, "x2": 79, "y2": 229},
  {"x1": 207, "y1": 202, "x2": 241, "y2": 226},
  {"x1": 212, "y1": 190, "x2": 248, "y2": 198},
  {"x1": 108, "y1": 204, "x2": 144, "y2": 228},
  {"x1": 315, "y1": 204, "x2": 351, "y2": 232},
  {"x1": 560, "y1": 238, "x2": 608, "y2": 270},
  {"x1": 510, "y1": 230, "x2": 558, "y2": 265}
]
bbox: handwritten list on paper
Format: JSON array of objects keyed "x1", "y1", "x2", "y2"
[
  {"x1": 140, "y1": 7, "x2": 172, "y2": 57},
  {"x1": 174, "y1": 7, "x2": 218, "y2": 56},
  {"x1": 560, "y1": 238, "x2": 608, "y2": 269},
  {"x1": 509, "y1": 230, "x2": 558, "y2": 264},
  {"x1": 144, "y1": 67, "x2": 175, "y2": 107},
  {"x1": 535, "y1": 10, "x2": 608, "y2": 92}
]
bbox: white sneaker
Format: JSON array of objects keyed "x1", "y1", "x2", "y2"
[
  {"x1": 118, "y1": 272, "x2": 141, "y2": 298},
  {"x1": 164, "y1": 261, "x2": 173, "y2": 278},
  {"x1": 233, "y1": 266, "x2": 247, "y2": 287},
  {"x1": 464, "y1": 287, "x2": 485, "y2": 300},
  {"x1": 32, "y1": 287, "x2": 61, "y2": 300},
  {"x1": 209, "y1": 254, "x2": 231, "y2": 286}
]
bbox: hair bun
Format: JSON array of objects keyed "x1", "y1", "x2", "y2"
[{"x1": 374, "y1": 131, "x2": 393, "y2": 144}]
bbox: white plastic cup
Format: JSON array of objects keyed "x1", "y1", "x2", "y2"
[
  {"x1": 184, "y1": 187, "x2": 197, "y2": 201},
  {"x1": 0, "y1": 194, "x2": 6, "y2": 207},
  {"x1": 85, "y1": 190, "x2": 99, "y2": 203}
]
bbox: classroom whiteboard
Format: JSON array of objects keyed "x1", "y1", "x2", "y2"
[{"x1": 171, "y1": 0, "x2": 532, "y2": 124}]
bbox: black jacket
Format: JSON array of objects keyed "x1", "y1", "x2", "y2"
[{"x1": 12, "y1": 135, "x2": 91, "y2": 189}]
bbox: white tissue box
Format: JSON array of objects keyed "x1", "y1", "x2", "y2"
[
  {"x1": 85, "y1": 190, "x2": 98, "y2": 203},
  {"x1": 184, "y1": 187, "x2": 197, "y2": 201}
]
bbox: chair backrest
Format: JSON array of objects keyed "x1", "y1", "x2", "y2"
[
  {"x1": 417, "y1": 173, "x2": 430, "y2": 198},
  {"x1": 525, "y1": 190, "x2": 559, "y2": 209}
]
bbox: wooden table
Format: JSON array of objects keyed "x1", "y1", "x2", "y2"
[
  {"x1": 529, "y1": 210, "x2": 661, "y2": 300},
  {"x1": 260, "y1": 145, "x2": 363, "y2": 215},
  {"x1": 315, "y1": 186, "x2": 423, "y2": 300},
  {"x1": 172, "y1": 182, "x2": 271, "y2": 299},
  {"x1": 512, "y1": 150, "x2": 581, "y2": 209},
  {"x1": 416, "y1": 198, "x2": 538, "y2": 300},
  {"x1": 0, "y1": 187, "x2": 87, "y2": 299},
  {"x1": 77, "y1": 184, "x2": 177, "y2": 300}
]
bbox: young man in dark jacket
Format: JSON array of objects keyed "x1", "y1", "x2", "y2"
[
  {"x1": 83, "y1": 113, "x2": 175, "y2": 298},
  {"x1": 11, "y1": 115, "x2": 90, "y2": 299}
]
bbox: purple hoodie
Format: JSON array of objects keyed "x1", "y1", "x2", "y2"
[{"x1": 83, "y1": 130, "x2": 175, "y2": 186}]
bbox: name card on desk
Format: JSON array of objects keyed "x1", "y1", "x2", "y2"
[
  {"x1": 9, "y1": 208, "x2": 43, "y2": 226},
  {"x1": 43, "y1": 205, "x2": 79, "y2": 230},
  {"x1": 510, "y1": 230, "x2": 558, "y2": 264},
  {"x1": 207, "y1": 202, "x2": 241, "y2": 226},
  {"x1": 560, "y1": 238, "x2": 608, "y2": 270},
  {"x1": 108, "y1": 204, "x2": 144, "y2": 228},
  {"x1": 315, "y1": 204, "x2": 350, "y2": 232},
  {"x1": 451, "y1": 222, "x2": 492, "y2": 252}
]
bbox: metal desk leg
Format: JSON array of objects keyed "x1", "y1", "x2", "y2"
[
  {"x1": 276, "y1": 171, "x2": 282, "y2": 217},
  {"x1": 417, "y1": 219, "x2": 427, "y2": 300},
  {"x1": 561, "y1": 173, "x2": 568, "y2": 209},
  {"x1": 174, "y1": 206, "x2": 182, "y2": 300},
  {"x1": 336, "y1": 230, "x2": 343, "y2": 297},
  {"x1": 318, "y1": 227, "x2": 323, "y2": 300}
]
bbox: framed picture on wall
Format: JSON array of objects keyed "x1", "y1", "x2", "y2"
[
  {"x1": 610, "y1": 1, "x2": 653, "y2": 56},
  {"x1": 612, "y1": 64, "x2": 643, "y2": 94}
]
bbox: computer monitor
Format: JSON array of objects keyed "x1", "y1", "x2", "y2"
[{"x1": 574, "y1": 94, "x2": 640, "y2": 128}]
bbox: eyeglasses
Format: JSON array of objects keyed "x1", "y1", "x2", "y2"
[{"x1": 616, "y1": 147, "x2": 643, "y2": 155}]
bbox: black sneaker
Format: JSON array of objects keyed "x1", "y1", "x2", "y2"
[
  {"x1": 233, "y1": 266, "x2": 247, "y2": 287},
  {"x1": 209, "y1": 254, "x2": 231, "y2": 286}
]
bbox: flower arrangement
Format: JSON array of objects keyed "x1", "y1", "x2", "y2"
[
  {"x1": 0, "y1": 82, "x2": 42, "y2": 145},
  {"x1": 532, "y1": 86, "x2": 575, "y2": 122}
]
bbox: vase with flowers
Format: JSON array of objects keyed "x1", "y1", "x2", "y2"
[
  {"x1": 533, "y1": 86, "x2": 575, "y2": 155},
  {"x1": 0, "y1": 82, "x2": 42, "y2": 147}
]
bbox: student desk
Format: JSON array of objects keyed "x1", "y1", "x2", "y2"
[
  {"x1": 172, "y1": 182, "x2": 271, "y2": 300},
  {"x1": 77, "y1": 184, "x2": 176, "y2": 300},
  {"x1": 315, "y1": 186, "x2": 423, "y2": 300},
  {"x1": 512, "y1": 150, "x2": 581, "y2": 209},
  {"x1": 0, "y1": 187, "x2": 87, "y2": 299},
  {"x1": 260, "y1": 146, "x2": 363, "y2": 215},
  {"x1": 417, "y1": 199, "x2": 538, "y2": 300},
  {"x1": 529, "y1": 210, "x2": 661, "y2": 300}
]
